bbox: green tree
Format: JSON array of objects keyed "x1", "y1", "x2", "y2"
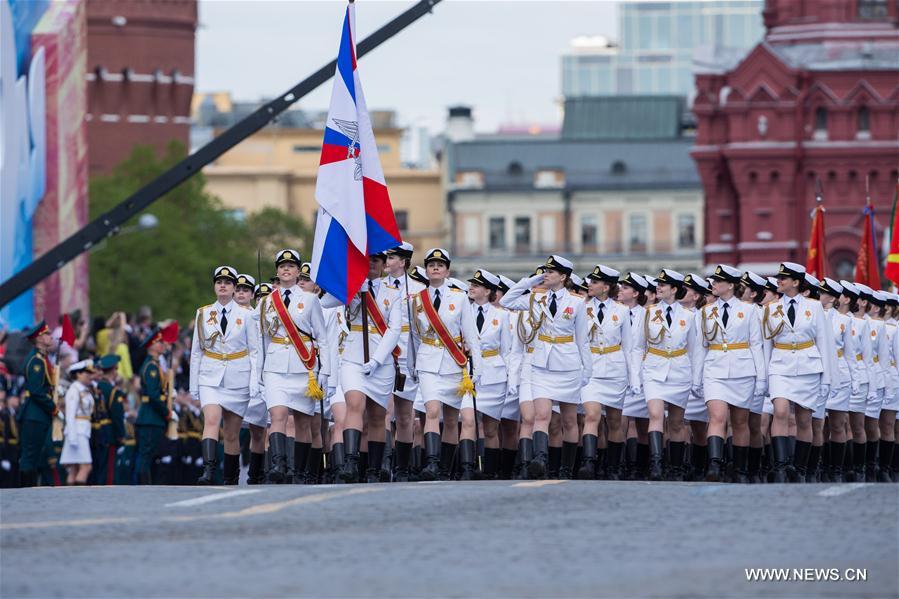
[{"x1": 89, "y1": 142, "x2": 313, "y2": 324}]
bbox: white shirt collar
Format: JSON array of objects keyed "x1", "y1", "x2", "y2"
[
  {"x1": 215, "y1": 299, "x2": 236, "y2": 313},
  {"x1": 429, "y1": 282, "x2": 448, "y2": 294},
  {"x1": 782, "y1": 294, "x2": 799, "y2": 307},
  {"x1": 366, "y1": 277, "x2": 380, "y2": 294}
]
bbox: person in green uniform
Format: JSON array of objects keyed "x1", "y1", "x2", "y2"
[
  {"x1": 96, "y1": 354, "x2": 126, "y2": 485},
  {"x1": 135, "y1": 328, "x2": 172, "y2": 484},
  {"x1": 18, "y1": 322, "x2": 57, "y2": 487}
]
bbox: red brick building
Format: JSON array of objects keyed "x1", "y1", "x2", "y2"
[
  {"x1": 86, "y1": 0, "x2": 197, "y2": 174},
  {"x1": 692, "y1": 0, "x2": 899, "y2": 280}
]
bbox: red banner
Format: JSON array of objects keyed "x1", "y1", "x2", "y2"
[
  {"x1": 856, "y1": 204, "x2": 881, "y2": 289},
  {"x1": 805, "y1": 205, "x2": 826, "y2": 279},
  {"x1": 884, "y1": 181, "x2": 899, "y2": 287}
]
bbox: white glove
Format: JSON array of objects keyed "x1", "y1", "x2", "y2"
[
  {"x1": 249, "y1": 379, "x2": 259, "y2": 400},
  {"x1": 850, "y1": 380, "x2": 861, "y2": 397},
  {"x1": 190, "y1": 391, "x2": 199, "y2": 403},
  {"x1": 69, "y1": 436, "x2": 79, "y2": 448},
  {"x1": 471, "y1": 373, "x2": 481, "y2": 388},
  {"x1": 581, "y1": 370, "x2": 591, "y2": 387},
  {"x1": 361, "y1": 360, "x2": 376, "y2": 375},
  {"x1": 754, "y1": 378, "x2": 767, "y2": 397},
  {"x1": 525, "y1": 273, "x2": 545, "y2": 287},
  {"x1": 507, "y1": 383, "x2": 519, "y2": 397},
  {"x1": 317, "y1": 374, "x2": 329, "y2": 394},
  {"x1": 692, "y1": 384, "x2": 704, "y2": 399},
  {"x1": 630, "y1": 383, "x2": 643, "y2": 396},
  {"x1": 170, "y1": 410, "x2": 179, "y2": 424},
  {"x1": 819, "y1": 384, "x2": 830, "y2": 399}
]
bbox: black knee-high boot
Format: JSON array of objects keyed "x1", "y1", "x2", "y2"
[
  {"x1": 667, "y1": 441, "x2": 686, "y2": 481},
  {"x1": 293, "y1": 441, "x2": 311, "y2": 484},
  {"x1": 607, "y1": 441, "x2": 624, "y2": 480},
  {"x1": 222, "y1": 452, "x2": 240, "y2": 485},
  {"x1": 528, "y1": 432, "x2": 549, "y2": 480},
  {"x1": 865, "y1": 440, "x2": 879, "y2": 481},
  {"x1": 706, "y1": 436, "x2": 725, "y2": 482},
  {"x1": 439, "y1": 442, "x2": 456, "y2": 481},
  {"x1": 792, "y1": 440, "x2": 811, "y2": 483},
  {"x1": 747, "y1": 446, "x2": 762, "y2": 484},
  {"x1": 483, "y1": 447, "x2": 500, "y2": 479},
  {"x1": 547, "y1": 446, "x2": 562, "y2": 479},
  {"x1": 459, "y1": 439, "x2": 477, "y2": 481},
  {"x1": 197, "y1": 438, "x2": 218, "y2": 485},
  {"x1": 367, "y1": 441, "x2": 386, "y2": 483},
  {"x1": 648, "y1": 432, "x2": 664, "y2": 481},
  {"x1": 247, "y1": 452, "x2": 265, "y2": 485},
  {"x1": 807, "y1": 444, "x2": 821, "y2": 483},
  {"x1": 338, "y1": 429, "x2": 362, "y2": 484},
  {"x1": 851, "y1": 441, "x2": 867, "y2": 482},
  {"x1": 770, "y1": 436, "x2": 790, "y2": 483},
  {"x1": 559, "y1": 441, "x2": 578, "y2": 479},
  {"x1": 829, "y1": 441, "x2": 845, "y2": 482},
  {"x1": 419, "y1": 432, "x2": 441, "y2": 481},
  {"x1": 267, "y1": 433, "x2": 288, "y2": 484},
  {"x1": 394, "y1": 441, "x2": 413, "y2": 482},
  {"x1": 516, "y1": 438, "x2": 533, "y2": 480},
  {"x1": 305, "y1": 447, "x2": 323, "y2": 484},
  {"x1": 577, "y1": 435, "x2": 598, "y2": 480},
  {"x1": 636, "y1": 443, "x2": 650, "y2": 480},
  {"x1": 500, "y1": 448, "x2": 517, "y2": 480},
  {"x1": 625, "y1": 437, "x2": 638, "y2": 480},
  {"x1": 877, "y1": 440, "x2": 894, "y2": 482},
  {"x1": 732, "y1": 445, "x2": 749, "y2": 484},
  {"x1": 691, "y1": 443, "x2": 708, "y2": 482}
]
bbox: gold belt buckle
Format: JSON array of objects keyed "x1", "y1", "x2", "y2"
[
  {"x1": 722, "y1": 343, "x2": 728, "y2": 352},
  {"x1": 791, "y1": 342, "x2": 797, "y2": 351}
]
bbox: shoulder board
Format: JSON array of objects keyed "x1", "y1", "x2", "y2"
[
  {"x1": 201, "y1": 304, "x2": 213, "y2": 310},
  {"x1": 684, "y1": 307, "x2": 695, "y2": 313},
  {"x1": 450, "y1": 288, "x2": 464, "y2": 294},
  {"x1": 614, "y1": 300, "x2": 625, "y2": 306},
  {"x1": 886, "y1": 322, "x2": 897, "y2": 327}
]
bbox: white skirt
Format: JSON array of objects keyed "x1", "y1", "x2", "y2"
[
  {"x1": 530, "y1": 367, "x2": 580, "y2": 405},
  {"x1": 826, "y1": 383, "x2": 851, "y2": 412},
  {"x1": 341, "y1": 361, "x2": 394, "y2": 409},
  {"x1": 865, "y1": 388, "x2": 884, "y2": 419},
  {"x1": 264, "y1": 371, "x2": 316, "y2": 416},
  {"x1": 472, "y1": 381, "x2": 507, "y2": 420},
  {"x1": 749, "y1": 392, "x2": 765, "y2": 415},
  {"x1": 623, "y1": 387, "x2": 649, "y2": 418},
  {"x1": 199, "y1": 385, "x2": 250, "y2": 418},
  {"x1": 882, "y1": 387, "x2": 899, "y2": 412},
  {"x1": 704, "y1": 376, "x2": 755, "y2": 410},
  {"x1": 394, "y1": 358, "x2": 420, "y2": 402},
  {"x1": 684, "y1": 390, "x2": 709, "y2": 422},
  {"x1": 762, "y1": 395, "x2": 774, "y2": 415},
  {"x1": 644, "y1": 380, "x2": 691, "y2": 409},
  {"x1": 419, "y1": 371, "x2": 469, "y2": 410},
  {"x1": 501, "y1": 391, "x2": 520, "y2": 421},
  {"x1": 813, "y1": 388, "x2": 828, "y2": 420},
  {"x1": 413, "y1": 386, "x2": 426, "y2": 413},
  {"x1": 60, "y1": 434, "x2": 91, "y2": 465},
  {"x1": 242, "y1": 391, "x2": 270, "y2": 428},
  {"x1": 849, "y1": 383, "x2": 869, "y2": 414},
  {"x1": 769, "y1": 373, "x2": 820, "y2": 410},
  {"x1": 581, "y1": 377, "x2": 627, "y2": 410}
]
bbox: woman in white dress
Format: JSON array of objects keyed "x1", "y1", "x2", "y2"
[
  {"x1": 617, "y1": 273, "x2": 651, "y2": 479},
  {"x1": 820, "y1": 278, "x2": 858, "y2": 482},
  {"x1": 681, "y1": 273, "x2": 711, "y2": 480},
  {"x1": 762, "y1": 262, "x2": 836, "y2": 483},
  {"x1": 501, "y1": 256, "x2": 591, "y2": 479},
  {"x1": 467, "y1": 269, "x2": 512, "y2": 479},
  {"x1": 863, "y1": 289, "x2": 890, "y2": 481},
  {"x1": 60, "y1": 360, "x2": 96, "y2": 484},
  {"x1": 632, "y1": 269, "x2": 699, "y2": 481},
  {"x1": 496, "y1": 275, "x2": 522, "y2": 479},
  {"x1": 694, "y1": 265, "x2": 766, "y2": 483},
  {"x1": 189, "y1": 266, "x2": 260, "y2": 485},
  {"x1": 842, "y1": 281, "x2": 873, "y2": 481},
  {"x1": 578, "y1": 265, "x2": 632, "y2": 479},
  {"x1": 880, "y1": 293, "x2": 899, "y2": 481}
]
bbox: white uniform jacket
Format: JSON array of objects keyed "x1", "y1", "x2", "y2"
[
  {"x1": 850, "y1": 316, "x2": 872, "y2": 386},
  {"x1": 411, "y1": 283, "x2": 482, "y2": 376},
  {"x1": 383, "y1": 274, "x2": 426, "y2": 366},
  {"x1": 584, "y1": 297, "x2": 633, "y2": 381},
  {"x1": 693, "y1": 298, "x2": 765, "y2": 386},
  {"x1": 189, "y1": 300, "x2": 260, "y2": 399},
  {"x1": 322, "y1": 278, "x2": 402, "y2": 367},
  {"x1": 472, "y1": 303, "x2": 512, "y2": 386},
  {"x1": 64, "y1": 381, "x2": 94, "y2": 441},
  {"x1": 866, "y1": 316, "x2": 888, "y2": 391},
  {"x1": 501, "y1": 282, "x2": 590, "y2": 375},
  {"x1": 762, "y1": 295, "x2": 836, "y2": 387},
  {"x1": 631, "y1": 301, "x2": 698, "y2": 385},
  {"x1": 257, "y1": 286, "x2": 331, "y2": 378},
  {"x1": 829, "y1": 309, "x2": 860, "y2": 390}
]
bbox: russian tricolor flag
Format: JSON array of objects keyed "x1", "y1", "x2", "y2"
[{"x1": 311, "y1": 3, "x2": 401, "y2": 304}]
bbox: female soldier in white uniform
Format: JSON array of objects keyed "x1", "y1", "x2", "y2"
[
  {"x1": 694, "y1": 265, "x2": 766, "y2": 483},
  {"x1": 763, "y1": 262, "x2": 837, "y2": 483},
  {"x1": 322, "y1": 253, "x2": 401, "y2": 483},
  {"x1": 843, "y1": 282, "x2": 873, "y2": 481},
  {"x1": 412, "y1": 249, "x2": 482, "y2": 481},
  {"x1": 60, "y1": 360, "x2": 96, "y2": 484},
  {"x1": 820, "y1": 278, "x2": 859, "y2": 481},
  {"x1": 617, "y1": 273, "x2": 651, "y2": 479},
  {"x1": 578, "y1": 265, "x2": 632, "y2": 479},
  {"x1": 740, "y1": 271, "x2": 770, "y2": 483},
  {"x1": 190, "y1": 266, "x2": 260, "y2": 485},
  {"x1": 681, "y1": 273, "x2": 711, "y2": 480},
  {"x1": 864, "y1": 289, "x2": 890, "y2": 481},
  {"x1": 879, "y1": 293, "x2": 899, "y2": 481},
  {"x1": 467, "y1": 268, "x2": 512, "y2": 479},
  {"x1": 383, "y1": 242, "x2": 425, "y2": 481},
  {"x1": 632, "y1": 269, "x2": 699, "y2": 481},
  {"x1": 242, "y1": 282, "x2": 272, "y2": 484},
  {"x1": 257, "y1": 249, "x2": 331, "y2": 483},
  {"x1": 501, "y1": 256, "x2": 591, "y2": 479},
  {"x1": 495, "y1": 275, "x2": 522, "y2": 478}
]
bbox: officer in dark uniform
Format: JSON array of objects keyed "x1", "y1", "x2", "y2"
[
  {"x1": 0, "y1": 390, "x2": 20, "y2": 487},
  {"x1": 19, "y1": 322, "x2": 57, "y2": 487},
  {"x1": 135, "y1": 328, "x2": 172, "y2": 484},
  {"x1": 96, "y1": 354, "x2": 126, "y2": 485},
  {"x1": 90, "y1": 367, "x2": 111, "y2": 485}
]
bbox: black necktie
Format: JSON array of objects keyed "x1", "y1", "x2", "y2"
[
  {"x1": 369, "y1": 280, "x2": 375, "y2": 296},
  {"x1": 598, "y1": 302, "x2": 605, "y2": 324},
  {"x1": 220, "y1": 308, "x2": 228, "y2": 335},
  {"x1": 666, "y1": 306, "x2": 672, "y2": 327},
  {"x1": 433, "y1": 289, "x2": 441, "y2": 311},
  {"x1": 722, "y1": 302, "x2": 729, "y2": 327},
  {"x1": 283, "y1": 289, "x2": 291, "y2": 308},
  {"x1": 549, "y1": 294, "x2": 557, "y2": 317},
  {"x1": 477, "y1": 306, "x2": 485, "y2": 332},
  {"x1": 788, "y1": 299, "x2": 796, "y2": 326},
  {"x1": 392, "y1": 278, "x2": 400, "y2": 289}
]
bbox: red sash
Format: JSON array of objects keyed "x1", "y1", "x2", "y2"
[
  {"x1": 419, "y1": 289, "x2": 467, "y2": 368},
  {"x1": 270, "y1": 289, "x2": 317, "y2": 371},
  {"x1": 364, "y1": 292, "x2": 401, "y2": 361}
]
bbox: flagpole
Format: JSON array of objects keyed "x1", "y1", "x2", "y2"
[{"x1": 361, "y1": 289, "x2": 371, "y2": 364}]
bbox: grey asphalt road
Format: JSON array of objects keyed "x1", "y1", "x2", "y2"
[{"x1": 2, "y1": 481, "x2": 897, "y2": 598}]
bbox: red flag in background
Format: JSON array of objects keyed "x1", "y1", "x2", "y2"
[
  {"x1": 805, "y1": 205, "x2": 826, "y2": 279},
  {"x1": 884, "y1": 179, "x2": 899, "y2": 287},
  {"x1": 856, "y1": 202, "x2": 881, "y2": 289},
  {"x1": 160, "y1": 321, "x2": 180, "y2": 344},
  {"x1": 60, "y1": 314, "x2": 76, "y2": 347}
]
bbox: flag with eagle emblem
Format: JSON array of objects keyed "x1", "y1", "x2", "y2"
[{"x1": 311, "y1": 3, "x2": 402, "y2": 304}]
